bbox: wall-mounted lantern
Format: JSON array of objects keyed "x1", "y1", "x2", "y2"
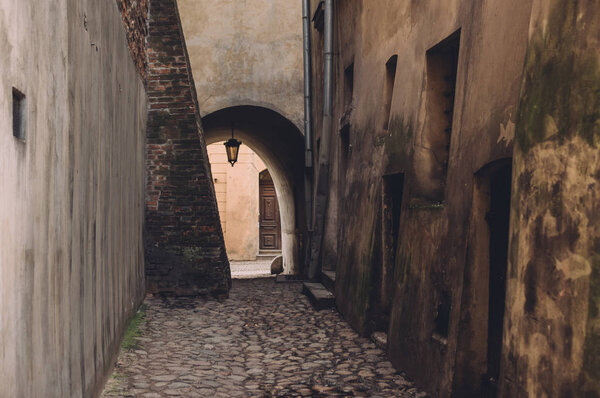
[{"x1": 224, "y1": 126, "x2": 242, "y2": 167}]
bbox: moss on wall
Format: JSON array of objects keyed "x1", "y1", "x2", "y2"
[
  {"x1": 508, "y1": 1, "x2": 600, "y2": 395},
  {"x1": 515, "y1": 0, "x2": 600, "y2": 154},
  {"x1": 385, "y1": 116, "x2": 414, "y2": 171}
]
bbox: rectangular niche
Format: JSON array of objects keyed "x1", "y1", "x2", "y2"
[
  {"x1": 12, "y1": 88, "x2": 26, "y2": 141},
  {"x1": 415, "y1": 30, "x2": 461, "y2": 201}
]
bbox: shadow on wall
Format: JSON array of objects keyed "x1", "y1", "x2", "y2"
[{"x1": 203, "y1": 106, "x2": 306, "y2": 275}]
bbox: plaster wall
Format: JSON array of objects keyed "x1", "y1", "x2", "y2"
[
  {"x1": 308, "y1": 0, "x2": 533, "y2": 396},
  {"x1": 502, "y1": 1, "x2": 600, "y2": 396},
  {"x1": 204, "y1": 120, "x2": 302, "y2": 275},
  {"x1": 0, "y1": 0, "x2": 147, "y2": 396},
  {"x1": 207, "y1": 144, "x2": 268, "y2": 261},
  {"x1": 177, "y1": 0, "x2": 304, "y2": 130}
]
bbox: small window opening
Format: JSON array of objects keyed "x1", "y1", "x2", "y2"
[
  {"x1": 12, "y1": 88, "x2": 26, "y2": 141},
  {"x1": 419, "y1": 30, "x2": 460, "y2": 201},
  {"x1": 381, "y1": 173, "x2": 405, "y2": 315},
  {"x1": 316, "y1": 137, "x2": 321, "y2": 160},
  {"x1": 344, "y1": 63, "x2": 354, "y2": 109},
  {"x1": 382, "y1": 55, "x2": 398, "y2": 130},
  {"x1": 340, "y1": 124, "x2": 350, "y2": 172},
  {"x1": 312, "y1": 1, "x2": 325, "y2": 33},
  {"x1": 434, "y1": 290, "x2": 451, "y2": 338}
]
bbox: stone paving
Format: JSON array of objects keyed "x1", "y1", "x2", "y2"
[{"x1": 102, "y1": 279, "x2": 426, "y2": 397}]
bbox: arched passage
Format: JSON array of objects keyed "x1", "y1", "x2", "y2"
[{"x1": 203, "y1": 106, "x2": 306, "y2": 275}]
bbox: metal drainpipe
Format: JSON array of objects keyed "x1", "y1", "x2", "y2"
[
  {"x1": 302, "y1": 0, "x2": 313, "y2": 234},
  {"x1": 308, "y1": 0, "x2": 333, "y2": 280},
  {"x1": 303, "y1": 0, "x2": 313, "y2": 170},
  {"x1": 320, "y1": 0, "x2": 333, "y2": 168}
]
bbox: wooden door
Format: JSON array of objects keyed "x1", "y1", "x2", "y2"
[{"x1": 259, "y1": 170, "x2": 281, "y2": 250}]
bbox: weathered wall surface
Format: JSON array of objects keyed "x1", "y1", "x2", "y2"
[
  {"x1": 311, "y1": 0, "x2": 600, "y2": 396},
  {"x1": 207, "y1": 144, "x2": 268, "y2": 261},
  {"x1": 203, "y1": 107, "x2": 305, "y2": 275},
  {"x1": 115, "y1": 0, "x2": 149, "y2": 80},
  {"x1": 502, "y1": 0, "x2": 600, "y2": 396},
  {"x1": 308, "y1": 0, "x2": 534, "y2": 396},
  {"x1": 0, "y1": 0, "x2": 147, "y2": 396},
  {"x1": 145, "y1": 0, "x2": 230, "y2": 296},
  {"x1": 177, "y1": 0, "x2": 304, "y2": 130}
]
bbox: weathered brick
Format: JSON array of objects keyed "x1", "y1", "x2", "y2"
[{"x1": 144, "y1": 0, "x2": 230, "y2": 297}]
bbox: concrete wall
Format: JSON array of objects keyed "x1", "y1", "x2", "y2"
[
  {"x1": 0, "y1": 0, "x2": 147, "y2": 396},
  {"x1": 306, "y1": 0, "x2": 598, "y2": 396},
  {"x1": 177, "y1": 0, "x2": 304, "y2": 130},
  {"x1": 207, "y1": 143, "x2": 268, "y2": 261}
]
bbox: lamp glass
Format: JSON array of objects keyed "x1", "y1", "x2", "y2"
[{"x1": 224, "y1": 138, "x2": 242, "y2": 166}]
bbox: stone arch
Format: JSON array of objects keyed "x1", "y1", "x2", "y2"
[{"x1": 203, "y1": 106, "x2": 306, "y2": 275}]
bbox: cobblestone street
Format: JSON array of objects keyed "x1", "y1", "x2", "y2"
[{"x1": 103, "y1": 279, "x2": 426, "y2": 397}]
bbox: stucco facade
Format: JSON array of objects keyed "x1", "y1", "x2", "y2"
[
  {"x1": 0, "y1": 0, "x2": 147, "y2": 396},
  {"x1": 307, "y1": 0, "x2": 600, "y2": 396},
  {"x1": 207, "y1": 143, "x2": 271, "y2": 261},
  {"x1": 177, "y1": 0, "x2": 304, "y2": 130},
  {"x1": 176, "y1": 0, "x2": 306, "y2": 274}
]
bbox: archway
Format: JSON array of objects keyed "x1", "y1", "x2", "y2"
[{"x1": 202, "y1": 106, "x2": 306, "y2": 275}]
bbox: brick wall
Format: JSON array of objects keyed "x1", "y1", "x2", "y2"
[
  {"x1": 115, "y1": 0, "x2": 149, "y2": 80},
  {"x1": 144, "y1": 0, "x2": 231, "y2": 296}
]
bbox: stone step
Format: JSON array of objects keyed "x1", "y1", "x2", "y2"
[
  {"x1": 321, "y1": 270, "x2": 336, "y2": 292},
  {"x1": 302, "y1": 282, "x2": 335, "y2": 310},
  {"x1": 275, "y1": 274, "x2": 305, "y2": 283},
  {"x1": 371, "y1": 331, "x2": 388, "y2": 350},
  {"x1": 256, "y1": 251, "x2": 281, "y2": 261},
  {"x1": 256, "y1": 255, "x2": 277, "y2": 261}
]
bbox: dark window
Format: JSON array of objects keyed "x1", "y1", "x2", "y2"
[
  {"x1": 434, "y1": 290, "x2": 451, "y2": 338},
  {"x1": 12, "y1": 88, "x2": 26, "y2": 140},
  {"x1": 382, "y1": 55, "x2": 398, "y2": 130},
  {"x1": 381, "y1": 173, "x2": 405, "y2": 313},
  {"x1": 422, "y1": 30, "x2": 461, "y2": 200},
  {"x1": 312, "y1": 1, "x2": 324, "y2": 32},
  {"x1": 340, "y1": 124, "x2": 350, "y2": 170},
  {"x1": 344, "y1": 63, "x2": 354, "y2": 109}
]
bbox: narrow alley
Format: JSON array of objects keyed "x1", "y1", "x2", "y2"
[
  {"x1": 102, "y1": 279, "x2": 424, "y2": 398},
  {"x1": 2, "y1": 0, "x2": 600, "y2": 397}
]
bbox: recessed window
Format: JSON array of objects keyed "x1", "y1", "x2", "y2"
[
  {"x1": 12, "y1": 88, "x2": 26, "y2": 141},
  {"x1": 312, "y1": 1, "x2": 324, "y2": 32},
  {"x1": 339, "y1": 124, "x2": 350, "y2": 180},
  {"x1": 417, "y1": 30, "x2": 460, "y2": 201},
  {"x1": 434, "y1": 290, "x2": 451, "y2": 338},
  {"x1": 344, "y1": 63, "x2": 354, "y2": 109},
  {"x1": 382, "y1": 55, "x2": 398, "y2": 130}
]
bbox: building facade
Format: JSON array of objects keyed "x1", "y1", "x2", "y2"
[
  {"x1": 207, "y1": 144, "x2": 283, "y2": 261},
  {"x1": 306, "y1": 0, "x2": 600, "y2": 397}
]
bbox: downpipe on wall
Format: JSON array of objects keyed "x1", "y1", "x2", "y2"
[
  {"x1": 303, "y1": 0, "x2": 314, "y2": 236},
  {"x1": 308, "y1": 0, "x2": 333, "y2": 280}
]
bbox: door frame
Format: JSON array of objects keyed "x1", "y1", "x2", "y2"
[
  {"x1": 259, "y1": 169, "x2": 282, "y2": 251},
  {"x1": 453, "y1": 158, "x2": 513, "y2": 397}
]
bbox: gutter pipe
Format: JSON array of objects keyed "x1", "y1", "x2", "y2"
[{"x1": 308, "y1": 0, "x2": 333, "y2": 280}]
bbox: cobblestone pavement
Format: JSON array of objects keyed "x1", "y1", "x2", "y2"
[
  {"x1": 230, "y1": 260, "x2": 272, "y2": 279},
  {"x1": 102, "y1": 279, "x2": 426, "y2": 397}
]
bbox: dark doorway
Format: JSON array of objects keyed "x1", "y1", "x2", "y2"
[
  {"x1": 381, "y1": 173, "x2": 405, "y2": 314},
  {"x1": 454, "y1": 159, "x2": 512, "y2": 398},
  {"x1": 485, "y1": 163, "x2": 512, "y2": 395},
  {"x1": 259, "y1": 170, "x2": 282, "y2": 251}
]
